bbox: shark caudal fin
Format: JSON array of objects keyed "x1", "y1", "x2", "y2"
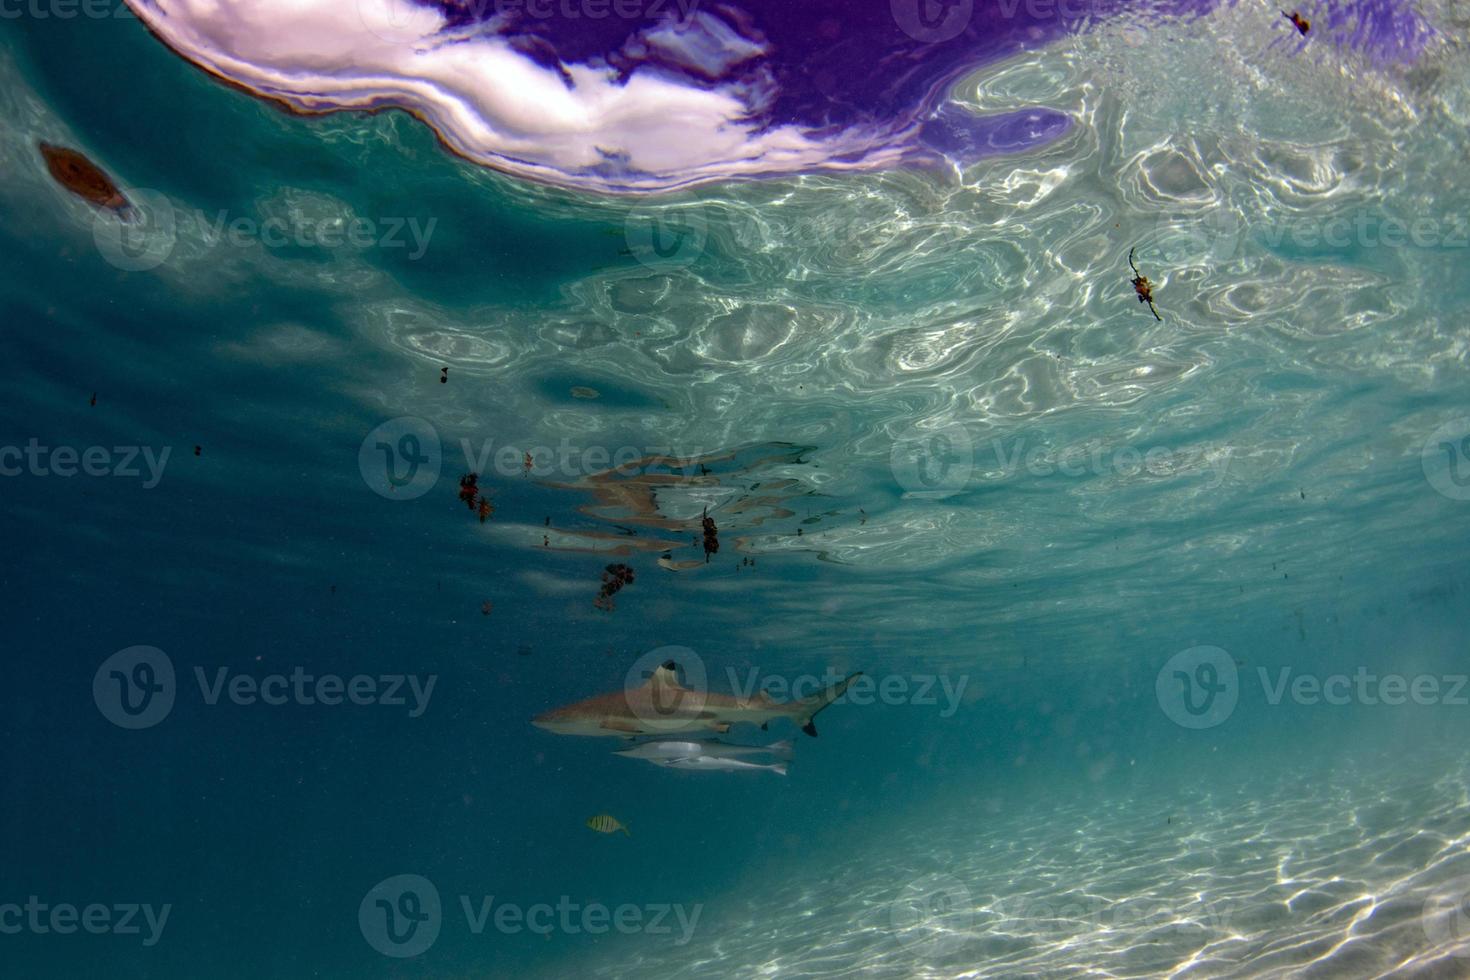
[
  {"x1": 771, "y1": 762, "x2": 789, "y2": 776},
  {"x1": 792, "y1": 672, "x2": 863, "y2": 737},
  {"x1": 767, "y1": 739, "x2": 794, "y2": 759}
]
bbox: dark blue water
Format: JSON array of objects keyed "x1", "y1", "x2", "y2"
[{"x1": 4, "y1": 3, "x2": 1470, "y2": 977}]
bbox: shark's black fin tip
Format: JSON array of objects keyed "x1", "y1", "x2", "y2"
[{"x1": 802, "y1": 721, "x2": 818, "y2": 737}]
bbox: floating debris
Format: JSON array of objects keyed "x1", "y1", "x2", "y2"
[
  {"x1": 458, "y1": 472, "x2": 494, "y2": 521},
  {"x1": 523, "y1": 451, "x2": 534, "y2": 477},
  {"x1": 516, "y1": 644, "x2": 532, "y2": 657},
  {"x1": 1283, "y1": 9, "x2": 1309, "y2": 34},
  {"x1": 594, "y1": 562, "x2": 635, "y2": 611},
  {"x1": 1128, "y1": 248, "x2": 1161, "y2": 321},
  {"x1": 89, "y1": 392, "x2": 97, "y2": 407},
  {"x1": 702, "y1": 507, "x2": 719, "y2": 563},
  {"x1": 39, "y1": 143, "x2": 132, "y2": 215},
  {"x1": 458, "y1": 472, "x2": 481, "y2": 508},
  {"x1": 481, "y1": 600, "x2": 493, "y2": 616},
  {"x1": 570, "y1": 386, "x2": 599, "y2": 399},
  {"x1": 440, "y1": 367, "x2": 448, "y2": 384},
  {"x1": 193, "y1": 445, "x2": 202, "y2": 457}
]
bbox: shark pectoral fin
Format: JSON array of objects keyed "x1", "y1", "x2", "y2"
[{"x1": 600, "y1": 718, "x2": 642, "y2": 733}]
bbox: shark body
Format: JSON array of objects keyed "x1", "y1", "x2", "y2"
[{"x1": 533, "y1": 661, "x2": 861, "y2": 738}]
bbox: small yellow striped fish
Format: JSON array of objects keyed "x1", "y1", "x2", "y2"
[{"x1": 586, "y1": 813, "x2": 630, "y2": 837}]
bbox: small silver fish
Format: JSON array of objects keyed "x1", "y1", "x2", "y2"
[
  {"x1": 663, "y1": 756, "x2": 788, "y2": 776},
  {"x1": 615, "y1": 739, "x2": 793, "y2": 762}
]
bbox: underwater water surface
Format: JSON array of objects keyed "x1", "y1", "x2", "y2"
[{"x1": 3, "y1": 0, "x2": 1470, "y2": 977}]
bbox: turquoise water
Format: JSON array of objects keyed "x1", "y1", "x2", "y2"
[{"x1": 5, "y1": 5, "x2": 1470, "y2": 978}]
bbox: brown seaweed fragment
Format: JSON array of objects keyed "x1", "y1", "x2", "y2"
[
  {"x1": 701, "y1": 507, "x2": 719, "y2": 563},
  {"x1": 1283, "y1": 9, "x2": 1309, "y2": 34},
  {"x1": 1128, "y1": 248, "x2": 1162, "y2": 321},
  {"x1": 594, "y1": 562, "x2": 635, "y2": 611},
  {"x1": 458, "y1": 472, "x2": 494, "y2": 521},
  {"x1": 39, "y1": 143, "x2": 132, "y2": 215}
]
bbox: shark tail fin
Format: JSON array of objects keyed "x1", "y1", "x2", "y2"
[
  {"x1": 793, "y1": 671, "x2": 863, "y2": 738},
  {"x1": 767, "y1": 739, "x2": 794, "y2": 759},
  {"x1": 771, "y1": 762, "x2": 789, "y2": 776}
]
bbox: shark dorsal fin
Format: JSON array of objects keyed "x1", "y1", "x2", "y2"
[{"x1": 647, "y1": 661, "x2": 685, "y2": 691}]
